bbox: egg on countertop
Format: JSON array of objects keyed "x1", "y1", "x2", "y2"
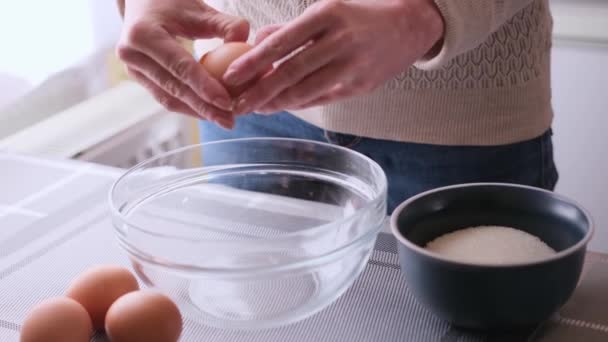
[
  {"x1": 105, "y1": 290, "x2": 183, "y2": 342},
  {"x1": 20, "y1": 297, "x2": 93, "y2": 342},
  {"x1": 65, "y1": 265, "x2": 139, "y2": 329}
]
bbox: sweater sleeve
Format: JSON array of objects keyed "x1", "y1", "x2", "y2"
[{"x1": 414, "y1": 0, "x2": 537, "y2": 70}]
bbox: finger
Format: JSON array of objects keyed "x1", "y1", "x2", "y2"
[
  {"x1": 254, "y1": 24, "x2": 283, "y2": 45},
  {"x1": 197, "y1": 9, "x2": 250, "y2": 42},
  {"x1": 232, "y1": 36, "x2": 339, "y2": 115},
  {"x1": 126, "y1": 68, "x2": 198, "y2": 118},
  {"x1": 223, "y1": 11, "x2": 331, "y2": 87},
  {"x1": 258, "y1": 61, "x2": 352, "y2": 113},
  {"x1": 128, "y1": 68, "x2": 235, "y2": 129},
  {"x1": 175, "y1": 8, "x2": 250, "y2": 42},
  {"x1": 123, "y1": 24, "x2": 233, "y2": 110},
  {"x1": 120, "y1": 49, "x2": 235, "y2": 128}
]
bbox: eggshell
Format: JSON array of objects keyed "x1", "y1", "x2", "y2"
[
  {"x1": 199, "y1": 42, "x2": 252, "y2": 81},
  {"x1": 65, "y1": 265, "x2": 139, "y2": 329},
  {"x1": 105, "y1": 290, "x2": 182, "y2": 342},
  {"x1": 200, "y1": 42, "x2": 265, "y2": 96},
  {"x1": 20, "y1": 297, "x2": 92, "y2": 342}
]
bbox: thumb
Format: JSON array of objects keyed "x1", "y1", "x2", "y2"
[
  {"x1": 200, "y1": 9, "x2": 250, "y2": 42},
  {"x1": 175, "y1": 7, "x2": 250, "y2": 42},
  {"x1": 255, "y1": 24, "x2": 283, "y2": 45}
]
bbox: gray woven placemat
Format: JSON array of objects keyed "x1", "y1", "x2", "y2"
[{"x1": 1, "y1": 186, "x2": 607, "y2": 341}]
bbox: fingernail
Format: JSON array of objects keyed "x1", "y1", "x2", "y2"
[
  {"x1": 223, "y1": 70, "x2": 244, "y2": 86},
  {"x1": 215, "y1": 116, "x2": 235, "y2": 130},
  {"x1": 213, "y1": 97, "x2": 233, "y2": 111},
  {"x1": 259, "y1": 108, "x2": 276, "y2": 115},
  {"x1": 259, "y1": 101, "x2": 278, "y2": 114},
  {"x1": 234, "y1": 98, "x2": 251, "y2": 115}
]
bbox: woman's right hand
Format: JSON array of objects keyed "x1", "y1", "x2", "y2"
[{"x1": 116, "y1": 0, "x2": 249, "y2": 128}]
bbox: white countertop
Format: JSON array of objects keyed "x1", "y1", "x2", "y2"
[{"x1": 1, "y1": 153, "x2": 608, "y2": 342}]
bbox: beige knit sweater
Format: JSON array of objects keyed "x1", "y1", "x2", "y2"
[{"x1": 221, "y1": 0, "x2": 553, "y2": 146}]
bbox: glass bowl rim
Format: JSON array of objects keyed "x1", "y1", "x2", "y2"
[{"x1": 108, "y1": 137, "x2": 388, "y2": 244}]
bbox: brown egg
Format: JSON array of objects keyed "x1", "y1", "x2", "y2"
[
  {"x1": 199, "y1": 42, "x2": 270, "y2": 96},
  {"x1": 65, "y1": 265, "x2": 139, "y2": 329},
  {"x1": 199, "y1": 42, "x2": 252, "y2": 81},
  {"x1": 105, "y1": 290, "x2": 182, "y2": 342},
  {"x1": 20, "y1": 297, "x2": 93, "y2": 342}
]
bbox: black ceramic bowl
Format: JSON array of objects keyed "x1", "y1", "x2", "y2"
[{"x1": 390, "y1": 183, "x2": 594, "y2": 330}]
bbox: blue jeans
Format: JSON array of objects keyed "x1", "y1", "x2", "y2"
[{"x1": 199, "y1": 112, "x2": 558, "y2": 214}]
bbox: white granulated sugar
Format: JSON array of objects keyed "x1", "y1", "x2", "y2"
[{"x1": 425, "y1": 226, "x2": 556, "y2": 265}]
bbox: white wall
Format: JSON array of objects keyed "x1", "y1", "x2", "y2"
[
  {"x1": 551, "y1": 42, "x2": 608, "y2": 251},
  {"x1": 0, "y1": 1, "x2": 97, "y2": 86},
  {"x1": 90, "y1": 0, "x2": 123, "y2": 49}
]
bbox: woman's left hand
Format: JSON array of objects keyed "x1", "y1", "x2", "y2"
[{"x1": 223, "y1": 0, "x2": 444, "y2": 114}]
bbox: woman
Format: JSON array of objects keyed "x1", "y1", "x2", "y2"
[{"x1": 116, "y1": 0, "x2": 557, "y2": 212}]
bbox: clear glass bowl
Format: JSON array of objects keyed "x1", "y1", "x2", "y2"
[{"x1": 109, "y1": 138, "x2": 387, "y2": 330}]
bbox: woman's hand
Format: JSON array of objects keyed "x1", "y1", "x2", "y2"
[
  {"x1": 224, "y1": 0, "x2": 444, "y2": 114},
  {"x1": 116, "y1": 0, "x2": 250, "y2": 128}
]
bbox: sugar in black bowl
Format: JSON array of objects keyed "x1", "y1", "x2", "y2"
[{"x1": 390, "y1": 183, "x2": 594, "y2": 330}]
